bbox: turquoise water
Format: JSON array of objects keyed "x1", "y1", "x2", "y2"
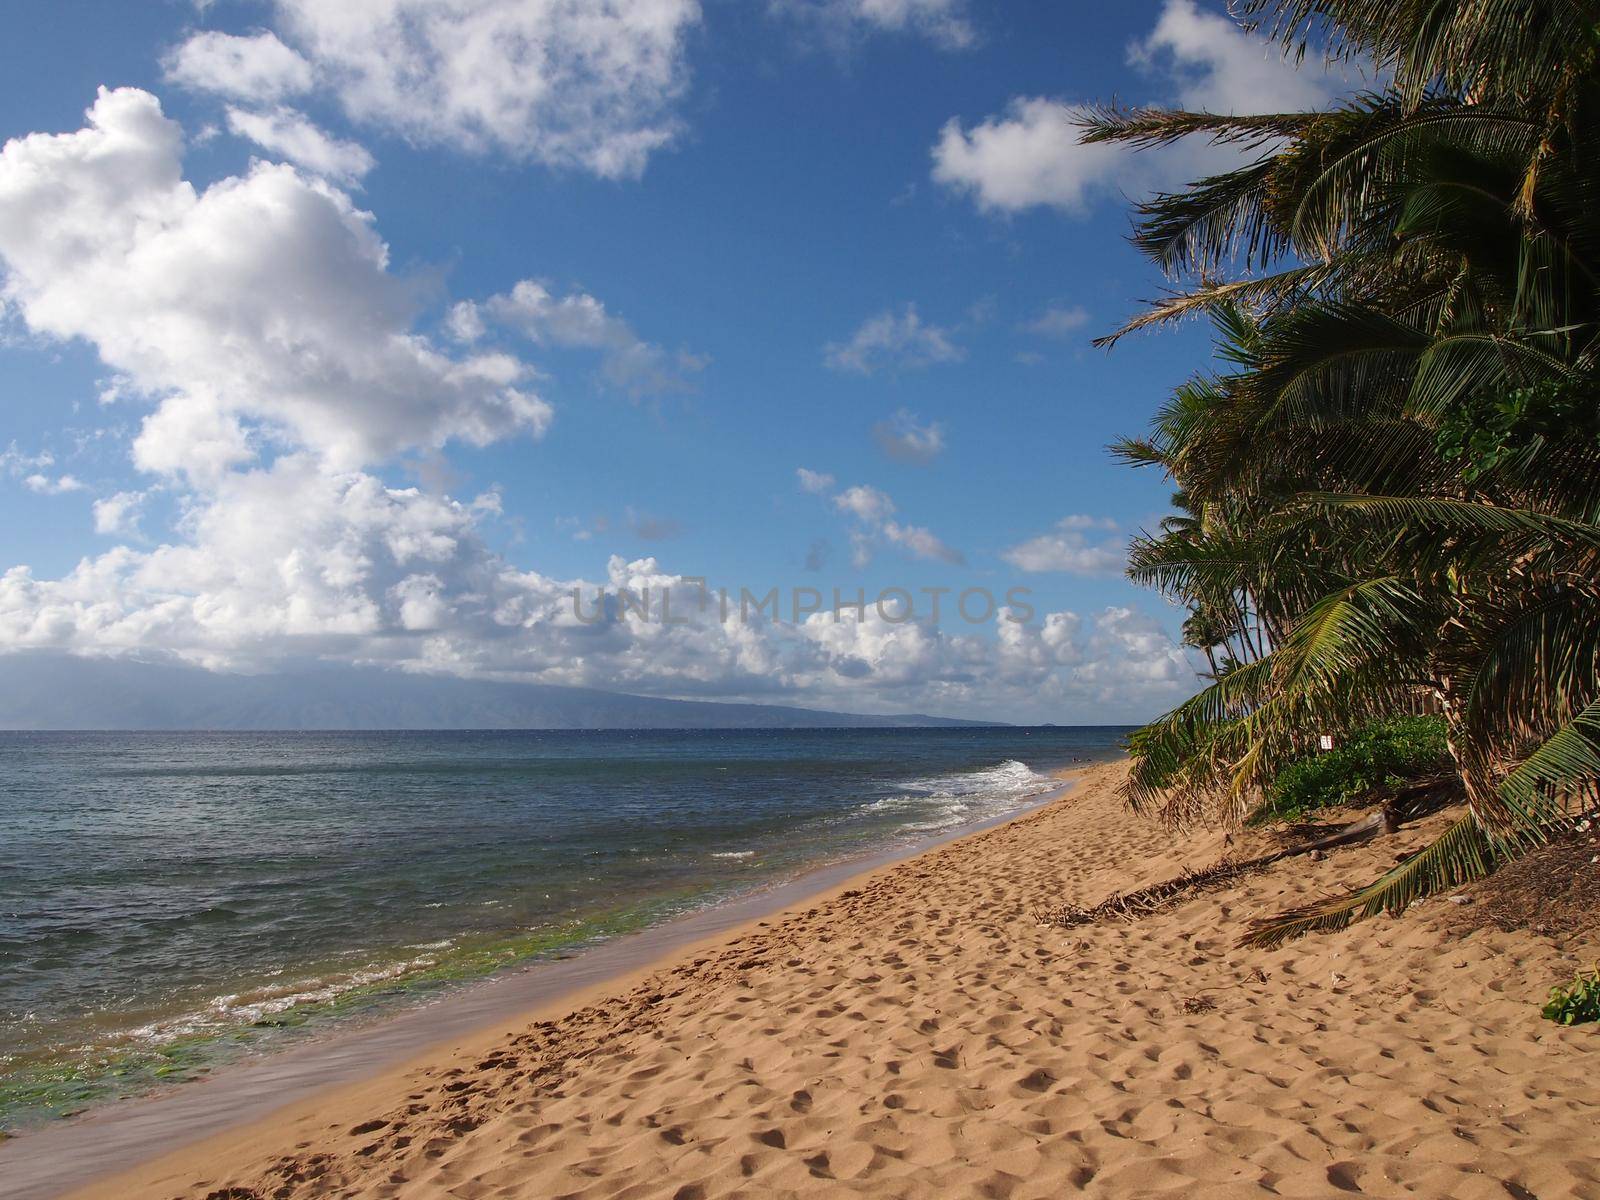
[{"x1": 0, "y1": 727, "x2": 1127, "y2": 1129}]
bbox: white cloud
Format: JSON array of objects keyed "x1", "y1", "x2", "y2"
[
  {"x1": 0, "y1": 455, "x2": 1195, "y2": 720},
  {"x1": 390, "y1": 572, "x2": 451, "y2": 631},
  {"x1": 883, "y1": 520, "x2": 962, "y2": 564},
  {"x1": 1, "y1": 444, "x2": 84, "y2": 495},
  {"x1": 163, "y1": 30, "x2": 314, "y2": 103},
  {"x1": 93, "y1": 490, "x2": 147, "y2": 536},
  {"x1": 0, "y1": 88, "x2": 549, "y2": 485},
  {"x1": 932, "y1": 98, "x2": 1127, "y2": 215},
  {"x1": 1078, "y1": 605, "x2": 1192, "y2": 688},
  {"x1": 871, "y1": 408, "x2": 944, "y2": 464},
  {"x1": 0, "y1": 79, "x2": 1201, "y2": 722},
  {"x1": 23, "y1": 473, "x2": 85, "y2": 495},
  {"x1": 225, "y1": 106, "x2": 375, "y2": 184},
  {"x1": 1001, "y1": 516, "x2": 1127, "y2": 575},
  {"x1": 796, "y1": 467, "x2": 836, "y2": 494},
  {"x1": 818, "y1": 481, "x2": 965, "y2": 567},
  {"x1": 0, "y1": 444, "x2": 54, "y2": 474},
  {"x1": 1133, "y1": 0, "x2": 1339, "y2": 117},
  {"x1": 824, "y1": 304, "x2": 962, "y2": 373},
  {"x1": 258, "y1": 0, "x2": 703, "y2": 178},
  {"x1": 931, "y1": 0, "x2": 1345, "y2": 216},
  {"x1": 462, "y1": 279, "x2": 704, "y2": 397},
  {"x1": 774, "y1": 0, "x2": 977, "y2": 50},
  {"x1": 446, "y1": 300, "x2": 487, "y2": 344},
  {"x1": 832, "y1": 483, "x2": 896, "y2": 524},
  {"x1": 1023, "y1": 304, "x2": 1090, "y2": 338}
]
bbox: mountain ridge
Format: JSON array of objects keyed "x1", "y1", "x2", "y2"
[{"x1": 0, "y1": 654, "x2": 997, "y2": 730}]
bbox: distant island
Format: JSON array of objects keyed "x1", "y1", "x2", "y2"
[{"x1": 0, "y1": 653, "x2": 997, "y2": 731}]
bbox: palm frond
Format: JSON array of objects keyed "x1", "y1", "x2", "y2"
[
  {"x1": 1093, "y1": 266, "x2": 1331, "y2": 348},
  {"x1": 1240, "y1": 813, "x2": 1501, "y2": 948},
  {"x1": 1498, "y1": 693, "x2": 1600, "y2": 820},
  {"x1": 1130, "y1": 158, "x2": 1284, "y2": 274},
  {"x1": 1078, "y1": 105, "x2": 1318, "y2": 149},
  {"x1": 1297, "y1": 493, "x2": 1600, "y2": 545}
]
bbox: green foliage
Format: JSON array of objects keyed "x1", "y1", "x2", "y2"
[
  {"x1": 1542, "y1": 964, "x2": 1600, "y2": 1026},
  {"x1": 1436, "y1": 380, "x2": 1600, "y2": 483},
  {"x1": 1254, "y1": 716, "x2": 1449, "y2": 823}
]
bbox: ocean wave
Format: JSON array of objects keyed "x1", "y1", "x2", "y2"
[
  {"x1": 864, "y1": 759, "x2": 1055, "y2": 834},
  {"x1": 118, "y1": 955, "x2": 449, "y2": 1045}
]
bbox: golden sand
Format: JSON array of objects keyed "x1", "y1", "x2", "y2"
[{"x1": 68, "y1": 760, "x2": 1600, "y2": 1199}]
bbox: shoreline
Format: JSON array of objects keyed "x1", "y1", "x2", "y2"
[
  {"x1": 0, "y1": 763, "x2": 1100, "y2": 1200},
  {"x1": 14, "y1": 755, "x2": 1599, "y2": 1200}
]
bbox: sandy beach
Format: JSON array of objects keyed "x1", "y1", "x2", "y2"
[{"x1": 44, "y1": 759, "x2": 1600, "y2": 1198}]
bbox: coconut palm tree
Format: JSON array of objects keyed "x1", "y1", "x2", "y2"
[{"x1": 1097, "y1": 0, "x2": 1600, "y2": 942}]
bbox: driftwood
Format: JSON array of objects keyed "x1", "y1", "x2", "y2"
[{"x1": 1034, "y1": 808, "x2": 1400, "y2": 931}]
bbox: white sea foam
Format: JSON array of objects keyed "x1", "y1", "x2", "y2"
[
  {"x1": 121, "y1": 954, "x2": 447, "y2": 1047},
  {"x1": 711, "y1": 850, "x2": 756, "y2": 860},
  {"x1": 866, "y1": 759, "x2": 1055, "y2": 836}
]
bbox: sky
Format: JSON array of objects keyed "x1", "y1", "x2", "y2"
[{"x1": 0, "y1": 0, "x2": 1357, "y2": 724}]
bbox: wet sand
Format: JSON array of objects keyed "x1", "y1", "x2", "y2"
[{"x1": 18, "y1": 758, "x2": 1600, "y2": 1199}]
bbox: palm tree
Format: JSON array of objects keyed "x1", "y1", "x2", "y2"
[{"x1": 1096, "y1": 0, "x2": 1600, "y2": 942}]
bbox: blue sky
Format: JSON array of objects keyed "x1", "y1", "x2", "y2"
[{"x1": 0, "y1": 1, "x2": 1353, "y2": 723}]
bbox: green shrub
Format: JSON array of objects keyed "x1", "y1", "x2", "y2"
[
  {"x1": 1542, "y1": 965, "x2": 1600, "y2": 1026},
  {"x1": 1251, "y1": 715, "x2": 1451, "y2": 824}
]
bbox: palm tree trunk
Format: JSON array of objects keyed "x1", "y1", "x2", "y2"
[{"x1": 1434, "y1": 671, "x2": 1503, "y2": 833}]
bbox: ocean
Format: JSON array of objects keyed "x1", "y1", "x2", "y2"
[{"x1": 0, "y1": 726, "x2": 1128, "y2": 1130}]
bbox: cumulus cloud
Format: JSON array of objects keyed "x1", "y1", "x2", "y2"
[
  {"x1": 815, "y1": 481, "x2": 964, "y2": 566},
  {"x1": 445, "y1": 300, "x2": 488, "y2": 344},
  {"x1": 0, "y1": 468, "x2": 1194, "y2": 721},
  {"x1": 824, "y1": 304, "x2": 963, "y2": 373},
  {"x1": 1132, "y1": 0, "x2": 1341, "y2": 117},
  {"x1": 3, "y1": 457, "x2": 508, "y2": 667},
  {"x1": 92, "y1": 490, "x2": 148, "y2": 537},
  {"x1": 932, "y1": 98, "x2": 1127, "y2": 215},
  {"x1": 455, "y1": 279, "x2": 703, "y2": 398},
  {"x1": 796, "y1": 468, "x2": 836, "y2": 494},
  {"x1": 871, "y1": 408, "x2": 945, "y2": 464},
  {"x1": 1001, "y1": 515, "x2": 1127, "y2": 575},
  {"x1": 883, "y1": 520, "x2": 963, "y2": 564},
  {"x1": 931, "y1": 0, "x2": 1345, "y2": 216},
  {"x1": 0, "y1": 85, "x2": 1198, "y2": 722},
  {"x1": 0, "y1": 88, "x2": 549, "y2": 484},
  {"x1": 0, "y1": 444, "x2": 83, "y2": 495},
  {"x1": 1023, "y1": 304, "x2": 1090, "y2": 338},
  {"x1": 832, "y1": 484, "x2": 896, "y2": 524},
  {"x1": 166, "y1": 0, "x2": 702, "y2": 179},
  {"x1": 225, "y1": 106, "x2": 375, "y2": 184},
  {"x1": 773, "y1": 0, "x2": 977, "y2": 50},
  {"x1": 1077, "y1": 605, "x2": 1193, "y2": 691},
  {"x1": 23, "y1": 473, "x2": 85, "y2": 495},
  {"x1": 163, "y1": 30, "x2": 314, "y2": 103}
]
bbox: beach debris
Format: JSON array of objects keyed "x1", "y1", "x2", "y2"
[
  {"x1": 1033, "y1": 858, "x2": 1267, "y2": 929},
  {"x1": 1036, "y1": 809, "x2": 1394, "y2": 931},
  {"x1": 1447, "y1": 894, "x2": 1473, "y2": 905},
  {"x1": 1177, "y1": 995, "x2": 1215, "y2": 1014}
]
